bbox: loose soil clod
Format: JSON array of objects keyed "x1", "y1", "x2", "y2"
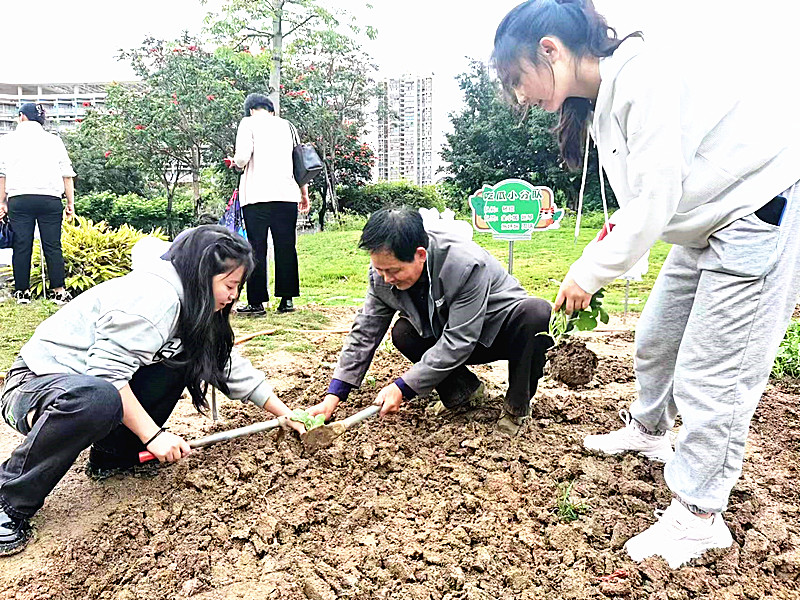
[{"x1": 547, "y1": 338, "x2": 599, "y2": 387}]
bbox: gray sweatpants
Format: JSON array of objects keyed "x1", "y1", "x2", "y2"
[{"x1": 630, "y1": 181, "x2": 800, "y2": 514}]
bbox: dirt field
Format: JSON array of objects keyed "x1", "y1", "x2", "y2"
[{"x1": 1, "y1": 309, "x2": 799, "y2": 600}]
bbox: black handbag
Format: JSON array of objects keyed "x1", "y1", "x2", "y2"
[
  {"x1": 290, "y1": 123, "x2": 323, "y2": 187},
  {"x1": 0, "y1": 217, "x2": 12, "y2": 250}
]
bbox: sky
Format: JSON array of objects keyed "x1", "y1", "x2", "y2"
[{"x1": 2, "y1": 0, "x2": 798, "y2": 173}]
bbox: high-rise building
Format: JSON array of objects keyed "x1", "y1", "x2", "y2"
[
  {"x1": 374, "y1": 74, "x2": 433, "y2": 186},
  {"x1": 0, "y1": 82, "x2": 112, "y2": 136}
]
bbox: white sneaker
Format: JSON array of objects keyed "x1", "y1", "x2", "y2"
[
  {"x1": 624, "y1": 499, "x2": 733, "y2": 568},
  {"x1": 584, "y1": 409, "x2": 674, "y2": 463}
]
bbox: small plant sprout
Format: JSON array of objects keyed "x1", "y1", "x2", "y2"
[
  {"x1": 556, "y1": 480, "x2": 589, "y2": 523},
  {"x1": 364, "y1": 373, "x2": 377, "y2": 388},
  {"x1": 290, "y1": 409, "x2": 326, "y2": 431},
  {"x1": 545, "y1": 287, "x2": 610, "y2": 345}
]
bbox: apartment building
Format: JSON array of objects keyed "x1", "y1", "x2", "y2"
[{"x1": 375, "y1": 74, "x2": 434, "y2": 186}]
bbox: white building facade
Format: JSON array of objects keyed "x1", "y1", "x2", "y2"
[
  {"x1": 0, "y1": 82, "x2": 111, "y2": 136},
  {"x1": 374, "y1": 74, "x2": 434, "y2": 186}
]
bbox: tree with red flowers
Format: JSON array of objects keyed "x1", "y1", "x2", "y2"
[
  {"x1": 62, "y1": 109, "x2": 146, "y2": 197},
  {"x1": 279, "y1": 28, "x2": 377, "y2": 228},
  {"x1": 106, "y1": 34, "x2": 271, "y2": 218}
]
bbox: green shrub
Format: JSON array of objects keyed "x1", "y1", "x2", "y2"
[
  {"x1": 74, "y1": 192, "x2": 194, "y2": 233},
  {"x1": 337, "y1": 181, "x2": 446, "y2": 216},
  {"x1": 6, "y1": 216, "x2": 167, "y2": 297},
  {"x1": 773, "y1": 320, "x2": 800, "y2": 379}
]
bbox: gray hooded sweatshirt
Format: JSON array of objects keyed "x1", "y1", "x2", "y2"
[{"x1": 19, "y1": 259, "x2": 273, "y2": 407}]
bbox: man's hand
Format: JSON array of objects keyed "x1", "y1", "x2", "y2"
[
  {"x1": 554, "y1": 277, "x2": 592, "y2": 315},
  {"x1": 307, "y1": 394, "x2": 340, "y2": 421},
  {"x1": 146, "y1": 430, "x2": 191, "y2": 463},
  {"x1": 373, "y1": 383, "x2": 403, "y2": 416}
]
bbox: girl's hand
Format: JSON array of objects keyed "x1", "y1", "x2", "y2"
[
  {"x1": 146, "y1": 431, "x2": 191, "y2": 463},
  {"x1": 278, "y1": 415, "x2": 306, "y2": 435},
  {"x1": 554, "y1": 277, "x2": 592, "y2": 315}
]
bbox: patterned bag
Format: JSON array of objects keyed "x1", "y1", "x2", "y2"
[
  {"x1": 219, "y1": 190, "x2": 247, "y2": 239},
  {"x1": 0, "y1": 217, "x2": 12, "y2": 249}
]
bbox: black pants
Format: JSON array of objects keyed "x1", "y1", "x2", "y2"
[
  {"x1": 391, "y1": 297, "x2": 553, "y2": 417},
  {"x1": 0, "y1": 359, "x2": 185, "y2": 518},
  {"x1": 7, "y1": 195, "x2": 66, "y2": 291},
  {"x1": 242, "y1": 202, "x2": 300, "y2": 304}
]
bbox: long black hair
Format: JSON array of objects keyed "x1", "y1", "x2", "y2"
[
  {"x1": 492, "y1": 0, "x2": 641, "y2": 169},
  {"x1": 162, "y1": 225, "x2": 255, "y2": 412}
]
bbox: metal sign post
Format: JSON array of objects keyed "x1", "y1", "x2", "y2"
[{"x1": 508, "y1": 240, "x2": 514, "y2": 275}]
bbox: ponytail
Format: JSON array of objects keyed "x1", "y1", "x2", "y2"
[{"x1": 492, "y1": 0, "x2": 641, "y2": 169}]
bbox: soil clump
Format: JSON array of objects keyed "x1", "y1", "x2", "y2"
[{"x1": 547, "y1": 339, "x2": 599, "y2": 388}]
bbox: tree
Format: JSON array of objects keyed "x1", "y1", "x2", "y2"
[
  {"x1": 280, "y1": 29, "x2": 378, "y2": 228},
  {"x1": 205, "y1": 0, "x2": 347, "y2": 115},
  {"x1": 107, "y1": 34, "x2": 271, "y2": 219},
  {"x1": 441, "y1": 61, "x2": 614, "y2": 212},
  {"x1": 63, "y1": 110, "x2": 146, "y2": 197}
]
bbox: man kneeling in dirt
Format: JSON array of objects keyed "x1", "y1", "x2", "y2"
[{"x1": 308, "y1": 208, "x2": 553, "y2": 435}]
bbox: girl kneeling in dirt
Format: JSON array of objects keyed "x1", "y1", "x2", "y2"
[
  {"x1": 0, "y1": 225, "x2": 305, "y2": 555},
  {"x1": 493, "y1": 0, "x2": 800, "y2": 569}
]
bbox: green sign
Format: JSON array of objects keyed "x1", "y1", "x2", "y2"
[{"x1": 469, "y1": 178, "x2": 562, "y2": 240}]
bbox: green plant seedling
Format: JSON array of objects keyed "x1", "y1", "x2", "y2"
[
  {"x1": 544, "y1": 287, "x2": 610, "y2": 346},
  {"x1": 290, "y1": 409, "x2": 326, "y2": 431},
  {"x1": 556, "y1": 480, "x2": 589, "y2": 523}
]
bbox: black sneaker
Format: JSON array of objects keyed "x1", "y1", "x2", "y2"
[
  {"x1": 0, "y1": 506, "x2": 32, "y2": 556},
  {"x1": 12, "y1": 290, "x2": 31, "y2": 305},
  {"x1": 236, "y1": 303, "x2": 266, "y2": 316},
  {"x1": 49, "y1": 289, "x2": 73, "y2": 306},
  {"x1": 86, "y1": 445, "x2": 142, "y2": 480},
  {"x1": 277, "y1": 297, "x2": 295, "y2": 313}
]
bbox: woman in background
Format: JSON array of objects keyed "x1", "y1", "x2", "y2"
[{"x1": 0, "y1": 102, "x2": 75, "y2": 305}]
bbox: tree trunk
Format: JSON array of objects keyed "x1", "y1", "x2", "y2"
[
  {"x1": 327, "y1": 161, "x2": 339, "y2": 218},
  {"x1": 269, "y1": 1, "x2": 284, "y2": 116},
  {"x1": 317, "y1": 173, "x2": 328, "y2": 231},
  {"x1": 192, "y1": 171, "x2": 201, "y2": 218}
]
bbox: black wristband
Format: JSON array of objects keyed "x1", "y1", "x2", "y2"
[{"x1": 144, "y1": 427, "x2": 167, "y2": 448}]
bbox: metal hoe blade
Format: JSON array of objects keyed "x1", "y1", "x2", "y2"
[{"x1": 302, "y1": 405, "x2": 380, "y2": 453}]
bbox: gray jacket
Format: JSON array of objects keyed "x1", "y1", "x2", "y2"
[
  {"x1": 332, "y1": 230, "x2": 530, "y2": 396},
  {"x1": 20, "y1": 259, "x2": 273, "y2": 407}
]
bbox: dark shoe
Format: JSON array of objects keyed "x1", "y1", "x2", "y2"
[
  {"x1": 49, "y1": 289, "x2": 73, "y2": 306},
  {"x1": 236, "y1": 303, "x2": 266, "y2": 316},
  {"x1": 13, "y1": 290, "x2": 31, "y2": 305},
  {"x1": 496, "y1": 411, "x2": 528, "y2": 436},
  {"x1": 427, "y1": 383, "x2": 486, "y2": 416},
  {"x1": 86, "y1": 445, "x2": 141, "y2": 479},
  {"x1": 277, "y1": 298, "x2": 295, "y2": 313},
  {"x1": 0, "y1": 507, "x2": 32, "y2": 556}
]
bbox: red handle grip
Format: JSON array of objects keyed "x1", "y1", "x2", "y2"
[{"x1": 139, "y1": 451, "x2": 155, "y2": 463}]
